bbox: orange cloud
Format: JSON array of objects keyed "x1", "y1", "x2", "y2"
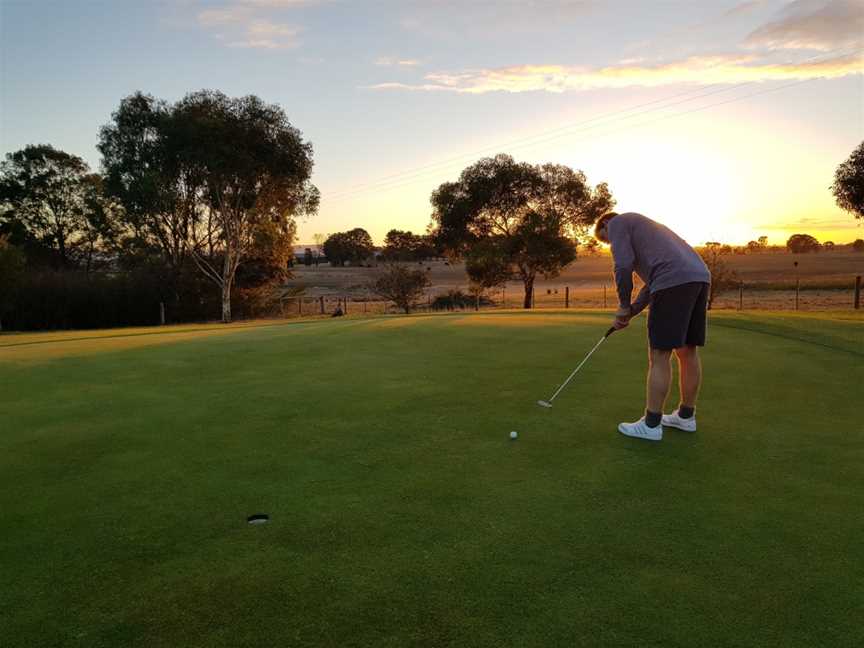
[
  {"x1": 370, "y1": 52, "x2": 862, "y2": 94},
  {"x1": 745, "y1": 0, "x2": 864, "y2": 51}
]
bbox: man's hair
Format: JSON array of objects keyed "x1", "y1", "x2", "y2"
[{"x1": 594, "y1": 212, "x2": 618, "y2": 240}]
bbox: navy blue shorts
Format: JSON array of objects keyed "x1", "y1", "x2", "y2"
[{"x1": 647, "y1": 282, "x2": 709, "y2": 350}]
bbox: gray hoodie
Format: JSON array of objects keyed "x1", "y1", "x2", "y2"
[{"x1": 608, "y1": 213, "x2": 710, "y2": 314}]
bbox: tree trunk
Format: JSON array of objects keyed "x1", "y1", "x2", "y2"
[
  {"x1": 57, "y1": 233, "x2": 67, "y2": 268},
  {"x1": 221, "y1": 248, "x2": 233, "y2": 323},
  {"x1": 522, "y1": 276, "x2": 534, "y2": 309},
  {"x1": 221, "y1": 282, "x2": 232, "y2": 323}
]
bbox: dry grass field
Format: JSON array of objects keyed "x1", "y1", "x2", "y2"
[{"x1": 284, "y1": 251, "x2": 864, "y2": 312}]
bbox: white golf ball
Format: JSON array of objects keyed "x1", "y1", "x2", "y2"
[{"x1": 510, "y1": 431, "x2": 518, "y2": 440}]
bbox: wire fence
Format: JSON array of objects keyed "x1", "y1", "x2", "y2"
[{"x1": 267, "y1": 276, "x2": 862, "y2": 320}]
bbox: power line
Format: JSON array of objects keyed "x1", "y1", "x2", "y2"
[{"x1": 325, "y1": 46, "x2": 861, "y2": 203}]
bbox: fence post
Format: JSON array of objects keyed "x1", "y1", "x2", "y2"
[
  {"x1": 475, "y1": 294, "x2": 479, "y2": 311},
  {"x1": 502, "y1": 287, "x2": 505, "y2": 309},
  {"x1": 565, "y1": 286, "x2": 569, "y2": 309},
  {"x1": 159, "y1": 302, "x2": 165, "y2": 325},
  {"x1": 320, "y1": 296, "x2": 324, "y2": 314},
  {"x1": 298, "y1": 298, "x2": 302, "y2": 315},
  {"x1": 738, "y1": 282, "x2": 743, "y2": 311},
  {"x1": 344, "y1": 297, "x2": 348, "y2": 315},
  {"x1": 603, "y1": 285, "x2": 607, "y2": 309},
  {"x1": 855, "y1": 275, "x2": 861, "y2": 309},
  {"x1": 795, "y1": 279, "x2": 800, "y2": 311}
]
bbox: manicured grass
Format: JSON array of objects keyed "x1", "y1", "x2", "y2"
[{"x1": 1, "y1": 311, "x2": 862, "y2": 647}]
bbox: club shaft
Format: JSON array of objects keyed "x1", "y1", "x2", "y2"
[{"x1": 544, "y1": 334, "x2": 608, "y2": 404}]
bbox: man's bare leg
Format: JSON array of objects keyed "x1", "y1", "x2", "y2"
[
  {"x1": 617, "y1": 347, "x2": 671, "y2": 439},
  {"x1": 674, "y1": 345, "x2": 701, "y2": 414},
  {"x1": 646, "y1": 348, "x2": 673, "y2": 423}
]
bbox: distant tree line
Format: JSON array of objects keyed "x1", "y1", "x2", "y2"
[
  {"x1": 0, "y1": 90, "x2": 318, "y2": 330},
  {"x1": 3, "y1": 118, "x2": 862, "y2": 329}
]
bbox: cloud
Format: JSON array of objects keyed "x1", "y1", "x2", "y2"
[
  {"x1": 369, "y1": 52, "x2": 862, "y2": 93},
  {"x1": 227, "y1": 19, "x2": 301, "y2": 48},
  {"x1": 745, "y1": 0, "x2": 864, "y2": 50},
  {"x1": 240, "y1": 0, "x2": 328, "y2": 6},
  {"x1": 375, "y1": 57, "x2": 421, "y2": 67},
  {"x1": 759, "y1": 217, "x2": 863, "y2": 231},
  {"x1": 197, "y1": 2, "x2": 304, "y2": 49},
  {"x1": 723, "y1": 0, "x2": 768, "y2": 18},
  {"x1": 198, "y1": 6, "x2": 253, "y2": 25},
  {"x1": 398, "y1": 0, "x2": 598, "y2": 38}
]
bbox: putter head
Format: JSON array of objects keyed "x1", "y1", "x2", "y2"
[{"x1": 537, "y1": 400, "x2": 553, "y2": 408}]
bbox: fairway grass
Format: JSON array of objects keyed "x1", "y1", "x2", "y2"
[{"x1": 1, "y1": 311, "x2": 862, "y2": 647}]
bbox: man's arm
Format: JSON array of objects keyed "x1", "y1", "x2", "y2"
[
  {"x1": 630, "y1": 284, "x2": 650, "y2": 315},
  {"x1": 609, "y1": 220, "x2": 636, "y2": 309}
]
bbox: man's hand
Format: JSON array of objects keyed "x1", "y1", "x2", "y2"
[{"x1": 612, "y1": 305, "x2": 631, "y2": 330}]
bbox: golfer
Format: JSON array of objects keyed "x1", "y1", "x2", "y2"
[{"x1": 594, "y1": 212, "x2": 711, "y2": 441}]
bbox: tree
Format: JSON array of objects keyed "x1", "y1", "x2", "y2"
[
  {"x1": 507, "y1": 209, "x2": 577, "y2": 307},
  {"x1": 832, "y1": 141, "x2": 864, "y2": 219},
  {"x1": 382, "y1": 229, "x2": 426, "y2": 261},
  {"x1": 746, "y1": 240, "x2": 761, "y2": 253},
  {"x1": 0, "y1": 145, "x2": 92, "y2": 267},
  {"x1": 822, "y1": 240, "x2": 835, "y2": 251},
  {"x1": 77, "y1": 174, "x2": 121, "y2": 274},
  {"x1": 430, "y1": 154, "x2": 612, "y2": 308},
  {"x1": 758, "y1": 236, "x2": 768, "y2": 248},
  {"x1": 853, "y1": 239, "x2": 864, "y2": 253},
  {"x1": 237, "y1": 217, "x2": 297, "y2": 288},
  {"x1": 323, "y1": 228, "x2": 373, "y2": 266},
  {"x1": 98, "y1": 92, "x2": 200, "y2": 286},
  {"x1": 172, "y1": 90, "x2": 318, "y2": 322},
  {"x1": 312, "y1": 232, "x2": 326, "y2": 265},
  {"x1": 582, "y1": 237, "x2": 601, "y2": 255},
  {"x1": 370, "y1": 264, "x2": 431, "y2": 314},
  {"x1": 463, "y1": 236, "x2": 512, "y2": 294},
  {"x1": 787, "y1": 233, "x2": 820, "y2": 254},
  {"x1": 698, "y1": 243, "x2": 738, "y2": 309},
  {"x1": 0, "y1": 234, "x2": 25, "y2": 331}
]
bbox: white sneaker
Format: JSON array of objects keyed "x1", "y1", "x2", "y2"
[
  {"x1": 617, "y1": 417, "x2": 663, "y2": 441},
  {"x1": 662, "y1": 410, "x2": 697, "y2": 432}
]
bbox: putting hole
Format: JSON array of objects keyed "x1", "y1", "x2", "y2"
[{"x1": 247, "y1": 514, "x2": 270, "y2": 525}]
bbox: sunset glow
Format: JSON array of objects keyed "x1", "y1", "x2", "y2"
[{"x1": 2, "y1": 0, "x2": 862, "y2": 246}]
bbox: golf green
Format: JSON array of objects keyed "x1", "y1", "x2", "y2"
[{"x1": 1, "y1": 311, "x2": 862, "y2": 647}]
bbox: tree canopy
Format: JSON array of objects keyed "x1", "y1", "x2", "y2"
[
  {"x1": 0, "y1": 144, "x2": 98, "y2": 267},
  {"x1": 370, "y1": 264, "x2": 430, "y2": 314},
  {"x1": 99, "y1": 90, "x2": 318, "y2": 322},
  {"x1": 832, "y1": 141, "x2": 864, "y2": 220},
  {"x1": 382, "y1": 229, "x2": 435, "y2": 262},
  {"x1": 0, "y1": 234, "x2": 25, "y2": 331},
  {"x1": 98, "y1": 92, "x2": 199, "y2": 277},
  {"x1": 430, "y1": 154, "x2": 612, "y2": 308},
  {"x1": 323, "y1": 228, "x2": 374, "y2": 266},
  {"x1": 786, "y1": 233, "x2": 820, "y2": 254}
]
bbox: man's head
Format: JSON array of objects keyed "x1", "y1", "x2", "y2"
[{"x1": 594, "y1": 212, "x2": 618, "y2": 243}]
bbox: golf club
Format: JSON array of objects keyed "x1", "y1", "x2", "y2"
[{"x1": 537, "y1": 326, "x2": 616, "y2": 408}]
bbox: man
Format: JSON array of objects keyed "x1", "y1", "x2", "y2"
[{"x1": 594, "y1": 212, "x2": 711, "y2": 441}]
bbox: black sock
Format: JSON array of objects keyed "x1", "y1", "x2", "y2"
[
  {"x1": 679, "y1": 406, "x2": 695, "y2": 419},
  {"x1": 645, "y1": 410, "x2": 662, "y2": 428}
]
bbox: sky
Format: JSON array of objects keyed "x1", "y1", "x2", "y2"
[{"x1": 1, "y1": 0, "x2": 862, "y2": 245}]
